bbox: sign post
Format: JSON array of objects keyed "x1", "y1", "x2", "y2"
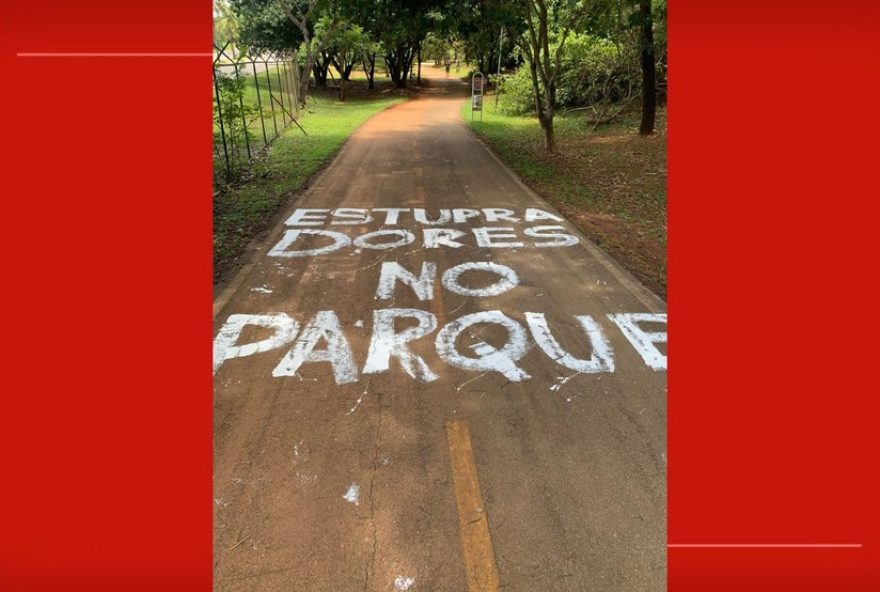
[
  {"x1": 495, "y1": 28, "x2": 504, "y2": 107},
  {"x1": 471, "y1": 72, "x2": 484, "y2": 123}
]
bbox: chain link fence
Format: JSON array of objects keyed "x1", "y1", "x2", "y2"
[{"x1": 213, "y1": 42, "x2": 305, "y2": 180}]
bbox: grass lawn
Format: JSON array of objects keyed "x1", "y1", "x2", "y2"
[
  {"x1": 214, "y1": 84, "x2": 405, "y2": 282},
  {"x1": 462, "y1": 97, "x2": 667, "y2": 298}
]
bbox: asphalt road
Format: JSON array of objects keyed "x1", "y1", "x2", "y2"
[{"x1": 213, "y1": 70, "x2": 667, "y2": 591}]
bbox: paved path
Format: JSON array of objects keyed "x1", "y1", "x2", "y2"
[{"x1": 213, "y1": 71, "x2": 666, "y2": 591}]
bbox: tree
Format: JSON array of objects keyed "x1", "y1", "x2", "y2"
[
  {"x1": 422, "y1": 32, "x2": 452, "y2": 65},
  {"x1": 444, "y1": 0, "x2": 522, "y2": 84},
  {"x1": 371, "y1": 0, "x2": 442, "y2": 88},
  {"x1": 635, "y1": 0, "x2": 655, "y2": 134},
  {"x1": 360, "y1": 38, "x2": 381, "y2": 89},
  {"x1": 517, "y1": 0, "x2": 584, "y2": 152},
  {"x1": 338, "y1": 0, "x2": 382, "y2": 89},
  {"x1": 232, "y1": 0, "x2": 307, "y2": 104},
  {"x1": 274, "y1": 0, "x2": 340, "y2": 105},
  {"x1": 318, "y1": 17, "x2": 370, "y2": 100},
  {"x1": 214, "y1": 0, "x2": 241, "y2": 47}
]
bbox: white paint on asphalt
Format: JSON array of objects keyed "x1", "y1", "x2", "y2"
[
  {"x1": 353, "y1": 229, "x2": 416, "y2": 250},
  {"x1": 343, "y1": 484, "x2": 360, "y2": 505},
  {"x1": 525, "y1": 225, "x2": 581, "y2": 247},
  {"x1": 435, "y1": 311, "x2": 531, "y2": 382},
  {"x1": 214, "y1": 307, "x2": 668, "y2": 383},
  {"x1": 216, "y1": 213, "x2": 666, "y2": 385},
  {"x1": 527, "y1": 313, "x2": 615, "y2": 374},
  {"x1": 272, "y1": 311, "x2": 358, "y2": 384},
  {"x1": 268, "y1": 207, "x2": 580, "y2": 257},
  {"x1": 213, "y1": 313, "x2": 299, "y2": 375},
  {"x1": 608, "y1": 313, "x2": 667, "y2": 371},
  {"x1": 345, "y1": 388, "x2": 369, "y2": 415},
  {"x1": 413, "y1": 208, "x2": 452, "y2": 225},
  {"x1": 363, "y1": 309, "x2": 438, "y2": 383},
  {"x1": 442, "y1": 261, "x2": 519, "y2": 297},
  {"x1": 269, "y1": 229, "x2": 351, "y2": 258},
  {"x1": 375, "y1": 261, "x2": 436, "y2": 301}
]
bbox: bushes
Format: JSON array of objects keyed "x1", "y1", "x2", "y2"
[
  {"x1": 213, "y1": 67, "x2": 259, "y2": 173},
  {"x1": 498, "y1": 67, "x2": 535, "y2": 115},
  {"x1": 498, "y1": 34, "x2": 639, "y2": 116},
  {"x1": 558, "y1": 36, "x2": 639, "y2": 109}
]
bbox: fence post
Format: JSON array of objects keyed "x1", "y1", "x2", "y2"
[
  {"x1": 213, "y1": 45, "x2": 232, "y2": 178},
  {"x1": 232, "y1": 62, "x2": 251, "y2": 160},
  {"x1": 251, "y1": 59, "x2": 269, "y2": 150},
  {"x1": 263, "y1": 57, "x2": 280, "y2": 136},
  {"x1": 275, "y1": 57, "x2": 288, "y2": 125}
]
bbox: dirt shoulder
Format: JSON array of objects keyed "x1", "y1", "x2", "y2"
[
  {"x1": 465, "y1": 103, "x2": 667, "y2": 299},
  {"x1": 213, "y1": 80, "x2": 417, "y2": 287}
]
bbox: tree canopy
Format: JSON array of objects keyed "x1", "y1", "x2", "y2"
[{"x1": 220, "y1": 0, "x2": 666, "y2": 142}]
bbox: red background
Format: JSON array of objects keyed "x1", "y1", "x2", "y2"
[{"x1": 0, "y1": 1, "x2": 877, "y2": 590}]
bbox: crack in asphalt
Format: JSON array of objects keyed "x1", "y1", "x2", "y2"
[{"x1": 363, "y1": 392, "x2": 384, "y2": 591}]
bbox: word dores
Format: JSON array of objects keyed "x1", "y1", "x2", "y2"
[
  {"x1": 213, "y1": 309, "x2": 667, "y2": 385},
  {"x1": 268, "y1": 226, "x2": 579, "y2": 257}
]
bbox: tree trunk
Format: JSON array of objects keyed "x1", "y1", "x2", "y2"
[
  {"x1": 417, "y1": 45, "x2": 422, "y2": 83},
  {"x1": 312, "y1": 51, "x2": 329, "y2": 87},
  {"x1": 363, "y1": 53, "x2": 376, "y2": 90},
  {"x1": 312, "y1": 63, "x2": 327, "y2": 87},
  {"x1": 298, "y1": 43, "x2": 315, "y2": 107},
  {"x1": 639, "y1": 0, "x2": 656, "y2": 135},
  {"x1": 541, "y1": 82, "x2": 556, "y2": 152},
  {"x1": 387, "y1": 46, "x2": 409, "y2": 88},
  {"x1": 540, "y1": 116, "x2": 554, "y2": 152}
]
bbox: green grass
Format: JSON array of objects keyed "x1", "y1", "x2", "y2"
[
  {"x1": 214, "y1": 90, "x2": 405, "y2": 281},
  {"x1": 462, "y1": 96, "x2": 668, "y2": 297}
]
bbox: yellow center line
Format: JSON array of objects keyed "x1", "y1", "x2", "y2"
[{"x1": 445, "y1": 420, "x2": 500, "y2": 592}]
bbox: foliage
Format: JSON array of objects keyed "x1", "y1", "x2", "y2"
[
  {"x1": 497, "y1": 66, "x2": 535, "y2": 115},
  {"x1": 558, "y1": 34, "x2": 638, "y2": 109},
  {"x1": 443, "y1": 0, "x2": 523, "y2": 78},
  {"x1": 422, "y1": 32, "x2": 452, "y2": 64},
  {"x1": 231, "y1": 0, "x2": 302, "y2": 52},
  {"x1": 224, "y1": 0, "x2": 666, "y2": 130},
  {"x1": 214, "y1": 0, "x2": 241, "y2": 46},
  {"x1": 213, "y1": 67, "x2": 260, "y2": 165},
  {"x1": 317, "y1": 16, "x2": 371, "y2": 89},
  {"x1": 499, "y1": 33, "x2": 637, "y2": 116}
]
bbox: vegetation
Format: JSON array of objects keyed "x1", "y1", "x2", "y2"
[
  {"x1": 213, "y1": 0, "x2": 668, "y2": 197},
  {"x1": 218, "y1": 0, "x2": 666, "y2": 151}
]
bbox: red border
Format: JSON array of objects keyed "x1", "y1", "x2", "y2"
[
  {"x1": 1, "y1": 1, "x2": 878, "y2": 589},
  {"x1": 668, "y1": 1, "x2": 880, "y2": 590},
  {"x1": 0, "y1": 2, "x2": 213, "y2": 591}
]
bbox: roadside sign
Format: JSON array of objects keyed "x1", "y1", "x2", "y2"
[{"x1": 471, "y1": 72, "x2": 484, "y2": 123}]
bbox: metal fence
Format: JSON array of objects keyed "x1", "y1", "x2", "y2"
[{"x1": 213, "y1": 42, "x2": 305, "y2": 179}]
